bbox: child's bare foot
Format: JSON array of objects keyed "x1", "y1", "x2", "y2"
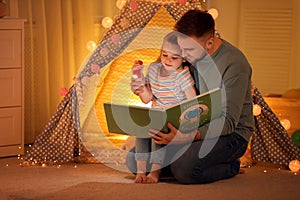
[
  {"x1": 135, "y1": 173, "x2": 147, "y2": 183},
  {"x1": 146, "y1": 170, "x2": 161, "y2": 184}
]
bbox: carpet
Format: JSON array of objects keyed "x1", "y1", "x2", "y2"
[{"x1": 0, "y1": 157, "x2": 299, "y2": 200}]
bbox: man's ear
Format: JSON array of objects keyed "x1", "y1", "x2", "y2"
[{"x1": 206, "y1": 37, "x2": 214, "y2": 50}]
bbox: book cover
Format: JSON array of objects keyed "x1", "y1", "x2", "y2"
[{"x1": 104, "y1": 88, "x2": 221, "y2": 138}]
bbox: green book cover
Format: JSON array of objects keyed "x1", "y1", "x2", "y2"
[{"x1": 104, "y1": 88, "x2": 221, "y2": 138}]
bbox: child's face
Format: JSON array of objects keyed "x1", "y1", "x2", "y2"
[{"x1": 160, "y1": 50, "x2": 183, "y2": 72}]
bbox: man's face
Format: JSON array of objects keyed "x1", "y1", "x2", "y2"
[{"x1": 177, "y1": 35, "x2": 208, "y2": 65}]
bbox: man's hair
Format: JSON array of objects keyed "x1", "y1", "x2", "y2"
[{"x1": 174, "y1": 10, "x2": 215, "y2": 37}]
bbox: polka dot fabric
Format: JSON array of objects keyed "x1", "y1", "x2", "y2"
[
  {"x1": 251, "y1": 86, "x2": 300, "y2": 166},
  {"x1": 25, "y1": 86, "x2": 84, "y2": 164}
]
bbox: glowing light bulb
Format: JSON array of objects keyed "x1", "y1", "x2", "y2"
[
  {"x1": 253, "y1": 104, "x2": 261, "y2": 116},
  {"x1": 86, "y1": 40, "x2": 96, "y2": 52},
  {"x1": 178, "y1": 0, "x2": 187, "y2": 5},
  {"x1": 289, "y1": 160, "x2": 300, "y2": 172},
  {"x1": 59, "y1": 87, "x2": 68, "y2": 96},
  {"x1": 102, "y1": 17, "x2": 113, "y2": 28},
  {"x1": 111, "y1": 34, "x2": 120, "y2": 44},
  {"x1": 129, "y1": 2, "x2": 138, "y2": 11},
  {"x1": 208, "y1": 8, "x2": 219, "y2": 20},
  {"x1": 100, "y1": 48, "x2": 109, "y2": 57},
  {"x1": 116, "y1": 0, "x2": 127, "y2": 9},
  {"x1": 280, "y1": 118, "x2": 291, "y2": 130},
  {"x1": 120, "y1": 17, "x2": 130, "y2": 29},
  {"x1": 90, "y1": 64, "x2": 100, "y2": 73}
]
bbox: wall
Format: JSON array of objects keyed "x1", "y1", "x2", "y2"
[
  {"x1": 5, "y1": 0, "x2": 17, "y2": 17},
  {"x1": 209, "y1": 0, "x2": 300, "y2": 95},
  {"x1": 294, "y1": 0, "x2": 300, "y2": 89},
  {"x1": 208, "y1": 0, "x2": 240, "y2": 46}
]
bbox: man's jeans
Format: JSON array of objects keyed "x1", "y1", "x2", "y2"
[{"x1": 126, "y1": 133, "x2": 248, "y2": 184}]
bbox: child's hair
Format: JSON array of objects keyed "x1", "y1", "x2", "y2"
[
  {"x1": 155, "y1": 31, "x2": 182, "y2": 63},
  {"x1": 161, "y1": 31, "x2": 182, "y2": 56},
  {"x1": 162, "y1": 31, "x2": 193, "y2": 71}
]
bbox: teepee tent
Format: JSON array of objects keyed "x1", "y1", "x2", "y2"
[
  {"x1": 251, "y1": 87, "x2": 300, "y2": 166},
  {"x1": 24, "y1": 0, "x2": 207, "y2": 166},
  {"x1": 24, "y1": 0, "x2": 300, "y2": 168}
]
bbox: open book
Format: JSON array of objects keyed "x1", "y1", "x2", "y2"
[{"x1": 104, "y1": 88, "x2": 222, "y2": 138}]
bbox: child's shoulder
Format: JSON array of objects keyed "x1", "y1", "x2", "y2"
[
  {"x1": 148, "y1": 62, "x2": 162, "y2": 70},
  {"x1": 177, "y1": 65, "x2": 190, "y2": 73}
]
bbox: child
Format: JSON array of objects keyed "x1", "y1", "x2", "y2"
[{"x1": 131, "y1": 31, "x2": 197, "y2": 183}]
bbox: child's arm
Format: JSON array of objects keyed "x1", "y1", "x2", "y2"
[
  {"x1": 184, "y1": 85, "x2": 197, "y2": 99},
  {"x1": 180, "y1": 67, "x2": 197, "y2": 99},
  {"x1": 131, "y1": 60, "x2": 153, "y2": 104},
  {"x1": 135, "y1": 83, "x2": 153, "y2": 104}
]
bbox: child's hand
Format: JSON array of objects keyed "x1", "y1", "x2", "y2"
[
  {"x1": 131, "y1": 60, "x2": 145, "y2": 95},
  {"x1": 132, "y1": 60, "x2": 144, "y2": 79},
  {"x1": 131, "y1": 77, "x2": 145, "y2": 95}
]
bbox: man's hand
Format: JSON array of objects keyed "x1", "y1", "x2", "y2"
[{"x1": 149, "y1": 123, "x2": 198, "y2": 145}]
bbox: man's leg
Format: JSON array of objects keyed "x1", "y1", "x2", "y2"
[{"x1": 170, "y1": 133, "x2": 248, "y2": 184}]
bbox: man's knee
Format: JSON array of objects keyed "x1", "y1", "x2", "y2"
[{"x1": 170, "y1": 159, "x2": 196, "y2": 184}]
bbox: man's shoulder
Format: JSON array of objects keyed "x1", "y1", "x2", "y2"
[
  {"x1": 214, "y1": 39, "x2": 252, "y2": 74},
  {"x1": 221, "y1": 39, "x2": 240, "y2": 52},
  {"x1": 220, "y1": 39, "x2": 248, "y2": 61}
]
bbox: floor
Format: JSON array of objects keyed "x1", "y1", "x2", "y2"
[{"x1": 0, "y1": 155, "x2": 299, "y2": 200}]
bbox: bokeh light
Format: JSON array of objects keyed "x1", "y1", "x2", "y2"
[
  {"x1": 280, "y1": 118, "x2": 291, "y2": 130},
  {"x1": 102, "y1": 17, "x2": 113, "y2": 28},
  {"x1": 253, "y1": 104, "x2": 262, "y2": 116},
  {"x1": 116, "y1": 0, "x2": 127, "y2": 9},
  {"x1": 208, "y1": 8, "x2": 219, "y2": 19},
  {"x1": 86, "y1": 40, "x2": 97, "y2": 52},
  {"x1": 289, "y1": 160, "x2": 300, "y2": 172}
]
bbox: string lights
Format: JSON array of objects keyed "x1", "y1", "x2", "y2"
[
  {"x1": 86, "y1": 0, "x2": 213, "y2": 52},
  {"x1": 289, "y1": 160, "x2": 300, "y2": 173}
]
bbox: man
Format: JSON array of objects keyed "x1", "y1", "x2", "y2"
[{"x1": 126, "y1": 10, "x2": 254, "y2": 184}]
